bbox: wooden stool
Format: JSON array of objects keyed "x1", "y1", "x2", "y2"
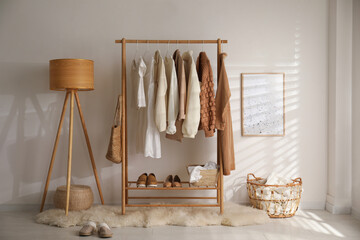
[{"x1": 54, "y1": 185, "x2": 93, "y2": 211}]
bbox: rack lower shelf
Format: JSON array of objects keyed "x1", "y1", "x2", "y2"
[
  {"x1": 128, "y1": 196, "x2": 216, "y2": 199},
  {"x1": 127, "y1": 181, "x2": 218, "y2": 190},
  {"x1": 126, "y1": 181, "x2": 220, "y2": 208},
  {"x1": 126, "y1": 204, "x2": 220, "y2": 208}
]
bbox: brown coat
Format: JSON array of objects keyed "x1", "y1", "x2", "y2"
[
  {"x1": 166, "y1": 49, "x2": 187, "y2": 142},
  {"x1": 196, "y1": 52, "x2": 216, "y2": 137},
  {"x1": 215, "y1": 53, "x2": 235, "y2": 176}
]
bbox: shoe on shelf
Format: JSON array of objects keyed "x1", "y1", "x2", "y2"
[
  {"x1": 173, "y1": 175, "x2": 182, "y2": 187},
  {"x1": 98, "y1": 223, "x2": 113, "y2": 238},
  {"x1": 136, "y1": 173, "x2": 147, "y2": 187},
  {"x1": 147, "y1": 173, "x2": 158, "y2": 187},
  {"x1": 79, "y1": 221, "x2": 97, "y2": 236},
  {"x1": 163, "y1": 175, "x2": 173, "y2": 187}
]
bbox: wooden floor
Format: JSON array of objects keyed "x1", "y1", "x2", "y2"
[{"x1": 0, "y1": 209, "x2": 359, "y2": 240}]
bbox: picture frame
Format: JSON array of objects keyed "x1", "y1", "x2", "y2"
[{"x1": 241, "y1": 73, "x2": 285, "y2": 136}]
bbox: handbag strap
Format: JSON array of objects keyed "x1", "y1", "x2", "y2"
[{"x1": 113, "y1": 95, "x2": 122, "y2": 126}]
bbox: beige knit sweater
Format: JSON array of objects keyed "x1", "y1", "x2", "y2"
[
  {"x1": 166, "y1": 49, "x2": 187, "y2": 142},
  {"x1": 154, "y1": 50, "x2": 167, "y2": 132},
  {"x1": 182, "y1": 51, "x2": 201, "y2": 138}
]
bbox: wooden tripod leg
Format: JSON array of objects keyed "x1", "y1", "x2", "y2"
[
  {"x1": 74, "y1": 92, "x2": 104, "y2": 205},
  {"x1": 65, "y1": 90, "x2": 75, "y2": 216},
  {"x1": 40, "y1": 92, "x2": 70, "y2": 212}
]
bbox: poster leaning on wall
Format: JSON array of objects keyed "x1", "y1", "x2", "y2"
[{"x1": 241, "y1": 73, "x2": 285, "y2": 136}]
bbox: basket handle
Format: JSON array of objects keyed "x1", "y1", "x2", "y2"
[
  {"x1": 292, "y1": 177, "x2": 302, "y2": 184},
  {"x1": 247, "y1": 173, "x2": 263, "y2": 181}
]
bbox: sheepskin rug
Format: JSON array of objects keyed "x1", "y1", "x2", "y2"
[{"x1": 35, "y1": 202, "x2": 269, "y2": 228}]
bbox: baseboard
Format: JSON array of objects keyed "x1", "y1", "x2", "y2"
[
  {"x1": 352, "y1": 207, "x2": 360, "y2": 220},
  {"x1": 0, "y1": 204, "x2": 52, "y2": 212},
  {"x1": 325, "y1": 194, "x2": 352, "y2": 214},
  {"x1": 326, "y1": 201, "x2": 352, "y2": 214}
]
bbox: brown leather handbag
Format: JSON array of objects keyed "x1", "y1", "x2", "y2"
[{"x1": 106, "y1": 95, "x2": 122, "y2": 163}]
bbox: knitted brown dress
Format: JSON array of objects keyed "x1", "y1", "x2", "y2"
[{"x1": 196, "y1": 52, "x2": 216, "y2": 137}]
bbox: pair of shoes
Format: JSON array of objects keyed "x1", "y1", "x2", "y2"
[
  {"x1": 136, "y1": 173, "x2": 157, "y2": 187},
  {"x1": 163, "y1": 175, "x2": 182, "y2": 187},
  {"x1": 79, "y1": 221, "x2": 113, "y2": 238}
]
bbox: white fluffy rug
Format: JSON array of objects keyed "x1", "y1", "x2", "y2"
[{"x1": 36, "y1": 202, "x2": 269, "y2": 228}]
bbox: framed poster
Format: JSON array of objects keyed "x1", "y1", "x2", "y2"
[{"x1": 241, "y1": 73, "x2": 285, "y2": 136}]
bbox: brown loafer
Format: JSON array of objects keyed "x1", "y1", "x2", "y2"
[
  {"x1": 137, "y1": 173, "x2": 147, "y2": 187},
  {"x1": 173, "y1": 175, "x2": 182, "y2": 187},
  {"x1": 98, "y1": 223, "x2": 113, "y2": 238},
  {"x1": 147, "y1": 173, "x2": 158, "y2": 187},
  {"x1": 163, "y1": 175, "x2": 173, "y2": 187},
  {"x1": 79, "y1": 221, "x2": 97, "y2": 236}
]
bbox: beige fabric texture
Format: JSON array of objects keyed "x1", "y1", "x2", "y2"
[
  {"x1": 166, "y1": 49, "x2": 186, "y2": 142},
  {"x1": 36, "y1": 202, "x2": 269, "y2": 228},
  {"x1": 182, "y1": 50, "x2": 201, "y2": 138},
  {"x1": 164, "y1": 56, "x2": 179, "y2": 135},
  {"x1": 99, "y1": 224, "x2": 113, "y2": 238},
  {"x1": 79, "y1": 224, "x2": 96, "y2": 236}
]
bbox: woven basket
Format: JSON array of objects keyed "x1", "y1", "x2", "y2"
[
  {"x1": 246, "y1": 173, "x2": 302, "y2": 218},
  {"x1": 54, "y1": 185, "x2": 93, "y2": 211},
  {"x1": 187, "y1": 164, "x2": 219, "y2": 187}
]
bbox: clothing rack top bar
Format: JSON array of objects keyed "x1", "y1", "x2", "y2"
[{"x1": 115, "y1": 39, "x2": 228, "y2": 44}]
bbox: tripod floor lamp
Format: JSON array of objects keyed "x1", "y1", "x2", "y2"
[{"x1": 40, "y1": 59, "x2": 104, "y2": 215}]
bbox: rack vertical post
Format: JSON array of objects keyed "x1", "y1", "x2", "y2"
[{"x1": 121, "y1": 38, "x2": 127, "y2": 214}]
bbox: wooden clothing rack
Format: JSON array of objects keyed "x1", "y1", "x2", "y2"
[{"x1": 115, "y1": 38, "x2": 228, "y2": 215}]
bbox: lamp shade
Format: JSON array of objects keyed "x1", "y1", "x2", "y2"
[{"x1": 49, "y1": 59, "x2": 94, "y2": 91}]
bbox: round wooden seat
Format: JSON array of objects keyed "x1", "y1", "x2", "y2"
[{"x1": 54, "y1": 185, "x2": 93, "y2": 211}]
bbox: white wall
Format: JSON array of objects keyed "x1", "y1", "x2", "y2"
[
  {"x1": 326, "y1": 0, "x2": 353, "y2": 214},
  {"x1": 0, "y1": 0, "x2": 328, "y2": 208},
  {"x1": 352, "y1": 0, "x2": 360, "y2": 219}
]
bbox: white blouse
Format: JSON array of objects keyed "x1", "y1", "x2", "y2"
[
  {"x1": 132, "y1": 57, "x2": 147, "y2": 153},
  {"x1": 144, "y1": 57, "x2": 161, "y2": 158},
  {"x1": 132, "y1": 57, "x2": 147, "y2": 109},
  {"x1": 164, "y1": 56, "x2": 179, "y2": 135}
]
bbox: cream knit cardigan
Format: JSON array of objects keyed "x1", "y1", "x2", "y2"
[
  {"x1": 165, "y1": 56, "x2": 179, "y2": 134},
  {"x1": 154, "y1": 50, "x2": 167, "y2": 132},
  {"x1": 182, "y1": 51, "x2": 201, "y2": 138}
]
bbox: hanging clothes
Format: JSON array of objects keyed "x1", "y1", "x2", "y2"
[
  {"x1": 135, "y1": 59, "x2": 147, "y2": 108},
  {"x1": 144, "y1": 56, "x2": 161, "y2": 158},
  {"x1": 132, "y1": 57, "x2": 147, "y2": 109},
  {"x1": 182, "y1": 50, "x2": 201, "y2": 138},
  {"x1": 175, "y1": 50, "x2": 187, "y2": 120},
  {"x1": 196, "y1": 52, "x2": 216, "y2": 137},
  {"x1": 215, "y1": 53, "x2": 235, "y2": 176},
  {"x1": 154, "y1": 50, "x2": 167, "y2": 132},
  {"x1": 132, "y1": 57, "x2": 147, "y2": 154},
  {"x1": 164, "y1": 56, "x2": 179, "y2": 135},
  {"x1": 166, "y1": 49, "x2": 186, "y2": 142}
]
